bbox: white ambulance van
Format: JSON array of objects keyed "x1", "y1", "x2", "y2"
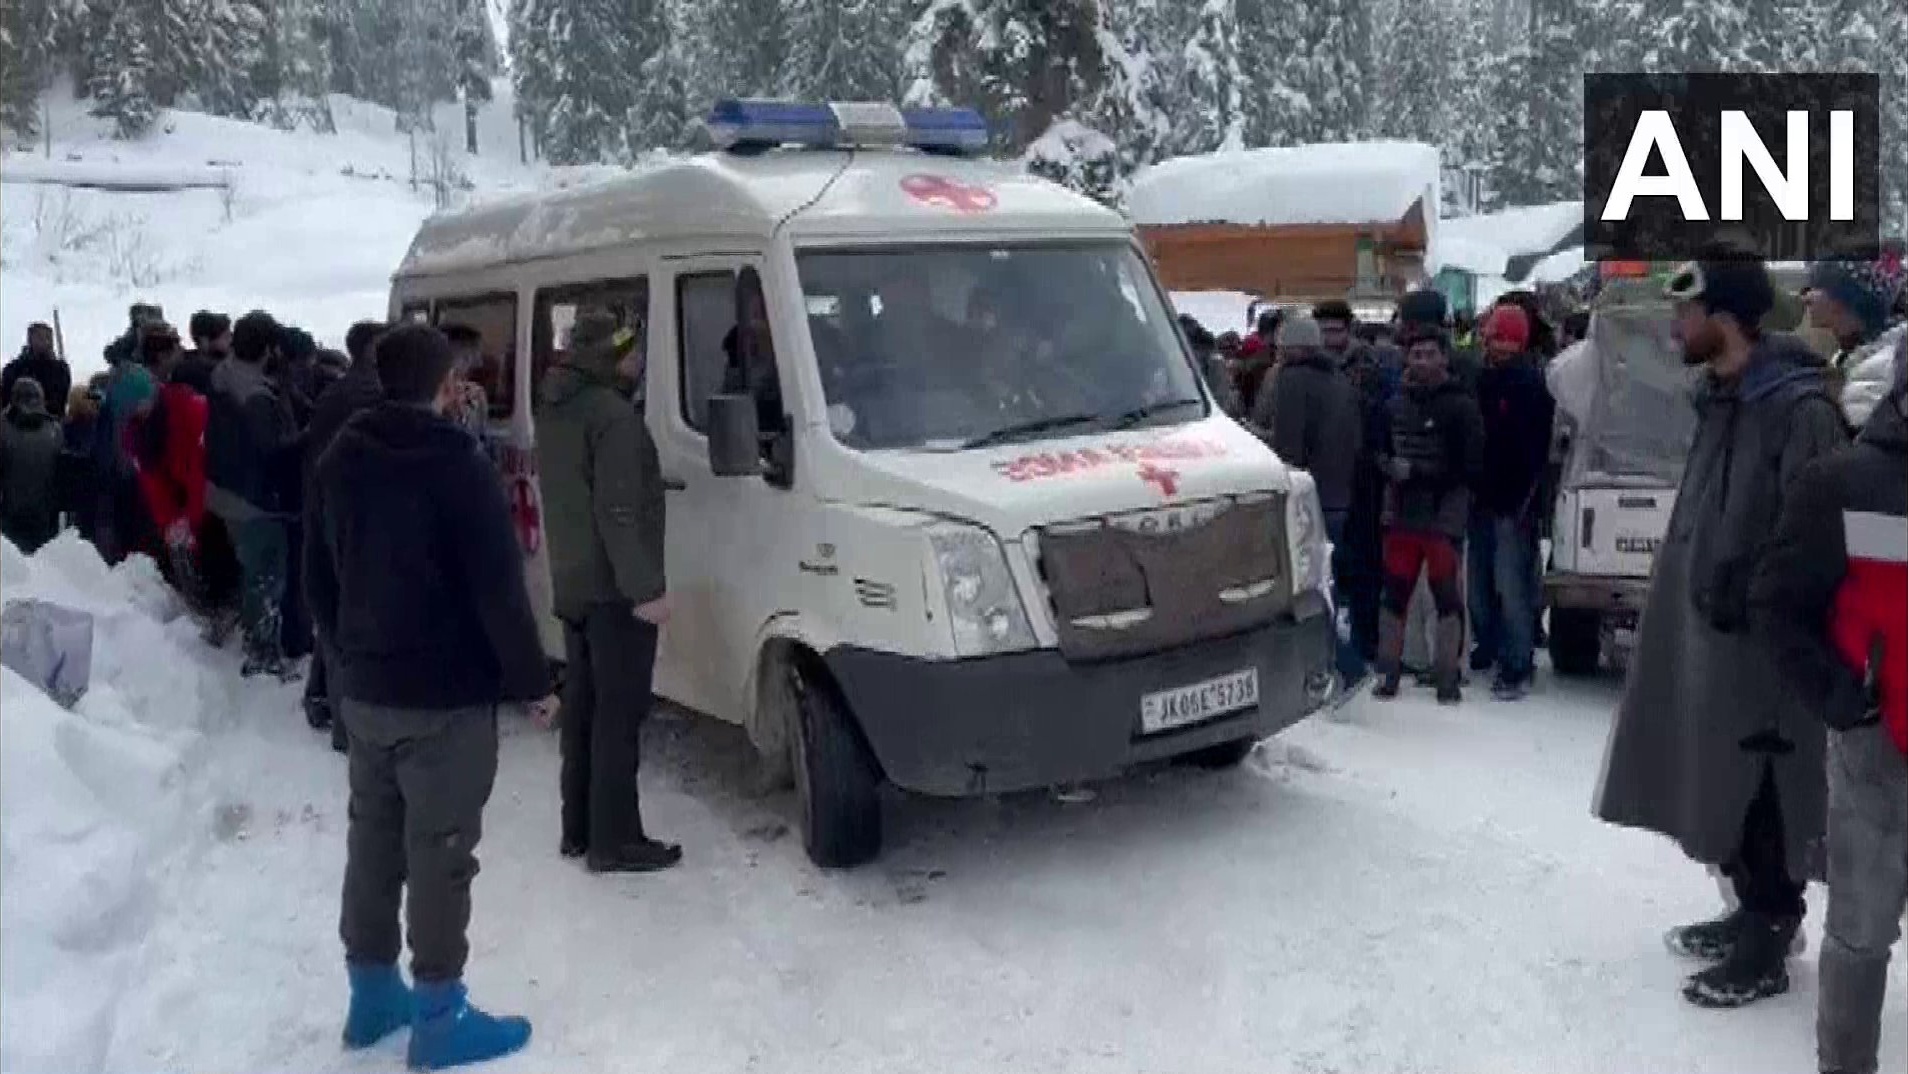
[{"x1": 391, "y1": 101, "x2": 1337, "y2": 867}]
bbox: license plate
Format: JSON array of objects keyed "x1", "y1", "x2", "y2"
[{"x1": 1140, "y1": 668, "x2": 1260, "y2": 735}]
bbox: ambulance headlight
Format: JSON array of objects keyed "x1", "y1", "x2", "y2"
[
  {"x1": 1286, "y1": 474, "x2": 1332, "y2": 597},
  {"x1": 928, "y1": 525, "x2": 1037, "y2": 657}
]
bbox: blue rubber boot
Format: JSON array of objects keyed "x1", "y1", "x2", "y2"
[
  {"x1": 343, "y1": 962, "x2": 411, "y2": 1049},
  {"x1": 407, "y1": 979, "x2": 531, "y2": 1071}
]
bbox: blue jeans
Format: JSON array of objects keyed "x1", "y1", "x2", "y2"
[
  {"x1": 1467, "y1": 513, "x2": 1539, "y2": 683},
  {"x1": 1325, "y1": 512, "x2": 1368, "y2": 683}
]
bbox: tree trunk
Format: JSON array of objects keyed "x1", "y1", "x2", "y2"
[{"x1": 465, "y1": 95, "x2": 480, "y2": 155}]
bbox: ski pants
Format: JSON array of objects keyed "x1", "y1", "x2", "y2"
[
  {"x1": 1819, "y1": 723, "x2": 1908, "y2": 1074},
  {"x1": 340, "y1": 700, "x2": 499, "y2": 984},
  {"x1": 559, "y1": 603, "x2": 660, "y2": 854}
]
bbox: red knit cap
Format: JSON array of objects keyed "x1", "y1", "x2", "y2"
[{"x1": 1483, "y1": 303, "x2": 1531, "y2": 350}]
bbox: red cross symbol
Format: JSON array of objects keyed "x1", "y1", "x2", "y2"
[
  {"x1": 901, "y1": 173, "x2": 998, "y2": 213},
  {"x1": 1137, "y1": 463, "x2": 1180, "y2": 497}
]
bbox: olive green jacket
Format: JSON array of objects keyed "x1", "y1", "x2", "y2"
[{"x1": 535, "y1": 366, "x2": 667, "y2": 619}]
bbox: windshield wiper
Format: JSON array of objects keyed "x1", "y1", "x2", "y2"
[
  {"x1": 960, "y1": 413, "x2": 1103, "y2": 450},
  {"x1": 1106, "y1": 397, "x2": 1206, "y2": 430}
]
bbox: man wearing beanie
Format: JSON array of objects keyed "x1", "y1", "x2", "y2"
[
  {"x1": 1468, "y1": 303, "x2": 1554, "y2": 700},
  {"x1": 1259, "y1": 314, "x2": 1366, "y2": 693},
  {"x1": 536, "y1": 309, "x2": 681, "y2": 875},
  {"x1": 1808, "y1": 251, "x2": 1907, "y2": 373},
  {"x1": 1751, "y1": 344, "x2": 1908, "y2": 1074},
  {"x1": 1595, "y1": 254, "x2": 1850, "y2": 1009}
]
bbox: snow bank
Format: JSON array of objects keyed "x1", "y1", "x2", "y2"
[
  {"x1": 1127, "y1": 141, "x2": 1442, "y2": 231},
  {"x1": 0, "y1": 158, "x2": 235, "y2": 192},
  {"x1": 0, "y1": 535, "x2": 244, "y2": 1073},
  {"x1": 1527, "y1": 245, "x2": 1589, "y2": 284}
]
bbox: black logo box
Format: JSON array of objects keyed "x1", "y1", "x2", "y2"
[{"x1": 1584, "y1": 73, "x2": 1880, "y2": 262}]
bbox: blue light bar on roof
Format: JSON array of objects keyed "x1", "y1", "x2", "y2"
[{"x1": 706, "y1": 99, "x2": 989, "y2": 155}]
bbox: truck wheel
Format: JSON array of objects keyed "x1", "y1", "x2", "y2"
[
  {"x1": 1186, "y1": 737, "x2": 1258, "y2": 770},
  {"x1": 791, "y1": 672, "x2": 883, "y2": 868},
  {"x1": 1548, "y1": 608, "x2": 1602, "y2": 677}
]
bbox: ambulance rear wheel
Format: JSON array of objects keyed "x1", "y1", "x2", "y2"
[
  {"x1": 1548, "y1": 608, "x2": 1602, "y2": 678},
  {"x1": 792, "y1": 673, "x2": 883, "y2": 869}
]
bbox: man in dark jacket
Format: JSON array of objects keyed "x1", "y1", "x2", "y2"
[
  {"x1": 178, "y1": 311, "x2": 230, "y2": 395},
  {"x1": 0, "y1": 377, "x2": 66, "y2": 552},
  {"x1": 1750, "y1": 346, "x2": 1907, "y2": 1074},
  {"x1": 103, "y1": 303, "x2": 163, "y2": 369},
  {"x1": 1259, "y1": 313, "x2": 1365, "y2": 691},
  {"x1": 1317, "y1": 299, "x2": 1399, "y2": 675},
  {"x1": 307, "y1": 324, "x2": 548, "y2": 1071},
  {"x1": 3, "y1": 324, "x2": 71, "y2": 422},
  {"x1": 1371, "y1": 324, "x2": 1485, "y2": 704},
  {"x1": 301, "y1": 320, "x2": 387, "y2": 748},
  {"x1": 1467, "y1": 304, "x2": 1556, "y2": 700},
  {"x1": 205, "y1": 311, "x2": 300, "y2": 679},
  {"x1": 536, "y1": 310, "x2": 680, "y2": 874},
  {"x1": 1594, "y1": 256, "x2": 1849, "y2": 1010}
]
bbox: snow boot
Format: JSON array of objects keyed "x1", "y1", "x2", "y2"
[
  {"x1": 343, "y1": 962, "x2": 411, "y2": 1050},
  {"x1": 1681, "y1": 912, "x2": 1799, "y2": 1009},
  {"x1": 1490, "y1": 677, "x2": 1531, "y2": 701},
  {"x1": 1665, "y1": 908, "x2": 1746, "y2": 962},
  {"x1": 407, "y1": 980, "x2": 531, "y2": 1071},
  {"x1": 587, "y1": 837, "x2": 682, "y2": 874}
]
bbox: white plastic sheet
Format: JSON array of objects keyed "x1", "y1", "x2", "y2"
[{"x1": 0, "y1": 599, "x2": 94, "y2": 708}]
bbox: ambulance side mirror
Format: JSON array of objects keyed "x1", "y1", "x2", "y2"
[{"x1": 707, "y1": 393, "x2": 763, "y2": 478}]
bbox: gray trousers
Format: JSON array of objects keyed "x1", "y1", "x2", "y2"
[
  {"x1": 340, "y1": 700, "x2": 499, "y2": 984},
  {"x1": 1819, "y1": 723, "x2": 1908, "y2": 1074}
]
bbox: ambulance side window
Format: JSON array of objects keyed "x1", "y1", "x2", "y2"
[
  {"x1": 432, "y1": 294, "x2": 517, "y2": 420},
  {"x1": 677, "y1": 272, "x2": 737, "y2": 432},
  {"x1": 532, "y1": 278, "x2": 649, "y2": 411}
]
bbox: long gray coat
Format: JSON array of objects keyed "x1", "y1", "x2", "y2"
[{"x1": 1594, "y1": 336, "x2": 1849, "y2": 874}]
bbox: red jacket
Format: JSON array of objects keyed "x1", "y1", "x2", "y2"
[{"x1": 129, "y1": 383, "x2": 209, "y2": 539}]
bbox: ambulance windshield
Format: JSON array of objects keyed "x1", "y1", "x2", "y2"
[{"x1": 796, "y1": 242, "x2": 1208, "y2": 451}]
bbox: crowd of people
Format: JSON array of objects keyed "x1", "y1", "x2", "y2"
[
  {"x1": 2, "y1": 302, "x2": 685, "y2": 1069},
  {"x1": 1182, "y1": 249, "x2": 1907, "y2": 1074},
  {"x1": 1182, "y1": 285, "x2": 1563, "y2": 704}
]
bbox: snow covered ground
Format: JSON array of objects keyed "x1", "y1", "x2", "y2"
[
  {"x1": 8, "y1": 531, "x2": 1904, "y2": 1074},
  {"x1": 4, "y1": 99, "x2": 1905, "y2": 1074}
]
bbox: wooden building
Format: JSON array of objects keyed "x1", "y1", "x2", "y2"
[{"x1": 1126, "y1": 141, "x2": 1442, "y2": 311}]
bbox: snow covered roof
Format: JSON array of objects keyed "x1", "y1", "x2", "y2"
[
  {"x1": 1440, "y1": 201, "x2": 1584, "y2": 261},
  {"x1": 397, "y1": 149, "x2": 1128, "y2": 279},
  {"x1": 1125, "y1": 141, "x2": 1442, "y2": 231},
  {"x1": 1431, "y1": 235, "x2": 1509, "y2": 277}
]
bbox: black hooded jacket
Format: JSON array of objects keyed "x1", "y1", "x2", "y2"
[
  {"x1": 1382, "y1": 376, "x2": 1486, "y2": 539},
  {"x1": 2, "y1": 351, "x2": 72, "y2": 421},
  {"x1": 306, "y1": 403, "x2": 549, "y2": 711}
]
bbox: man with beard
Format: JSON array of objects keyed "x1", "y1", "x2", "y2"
[
  {"x1": 1594, "y1": 254, "x2": 1849, "y2": 1009},
  {"x1": 536, "y1": 309, "x2": 679, "y2": 874}
]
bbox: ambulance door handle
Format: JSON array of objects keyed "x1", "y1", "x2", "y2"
[{"x1": 663, "y1": 475, "x2": 688, "y2": 493}]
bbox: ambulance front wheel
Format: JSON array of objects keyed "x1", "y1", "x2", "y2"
[
  {"x1": 792, "y1": 672, "x2": 883, "y2": 868},
  {"x1": 1548, "y1": 608, "x2": 1602, "y2": 678}
]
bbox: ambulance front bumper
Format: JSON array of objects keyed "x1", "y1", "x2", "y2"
[{"x1": 823, "y1": 601, "x2": 1336, "y2": 797}]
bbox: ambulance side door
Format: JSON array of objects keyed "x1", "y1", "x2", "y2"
[{"x1": 648, "y1": 255, "x2": 791, "y2": 724}]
